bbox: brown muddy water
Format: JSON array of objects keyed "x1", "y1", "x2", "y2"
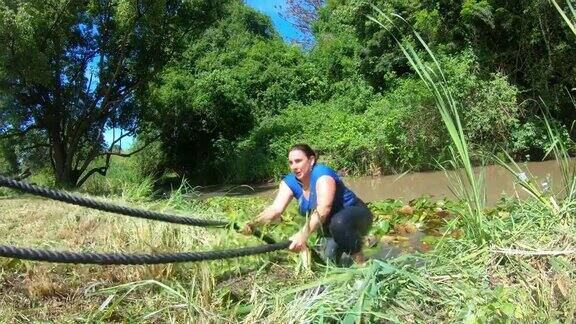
[
  {"x1": 346, "y1": 159, "x2": 567, "y2": 206},
  {"x1": 196, "y1": 159, "x2": 568, "y2": 206}
]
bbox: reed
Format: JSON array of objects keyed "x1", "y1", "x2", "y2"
[
  {"x1": 551, "y1": 0, "x2": 576, "y2": 36},
  {"x1": 367, "y1": 7, "x2": 489, "y2": 243}
]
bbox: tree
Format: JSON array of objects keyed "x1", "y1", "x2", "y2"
[
  {"x1": 0, "y1": 137, "x2": 18, "y2": 175},
  {"x1": 0, "y1": 0, "x2": 223, "y2": 187},
  {"x1": 140, "y1": 1, "x2": 324, "y2": 183},
  {"x1": 463, "y1": 0, "x2": 576, "y2": 122}
]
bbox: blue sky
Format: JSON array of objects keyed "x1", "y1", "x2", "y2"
[
  {"x1": 245, "y1": 0, "x2": 304, "y2": 42},
  {"x1": 104, "y1": 0, "x2": 301, "y2": 150}
]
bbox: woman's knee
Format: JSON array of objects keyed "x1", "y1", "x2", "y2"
[
  {"x1": 329, "y1": 206, "x2": 371, "y2": 234},
  {"x1": 359, "y1": 208, "x2": 374, "y2": 234}
]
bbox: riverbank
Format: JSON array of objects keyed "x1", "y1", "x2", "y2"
[{"x1": 0, "y1": 191, "x2": 573, "y2": 321}]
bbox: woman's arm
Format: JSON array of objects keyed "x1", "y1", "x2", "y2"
[
  {"x1": 241, "y1": 181, "x2": 293, "y2": 234},
  {"x1": 289, "y1": 175, "x2": 335, "y2": 251}
]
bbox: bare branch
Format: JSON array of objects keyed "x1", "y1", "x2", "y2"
[
  {"x1": 107, "y1": 128, "x2": 136, "y2": 149},
  {"x1": 103, "y1": 134, "x2": 160, "y2": 158},
  {"x1": 103, "y1": 145, "x2": 146, "y2": 158},
  {"x1": 70, "y1": 49, "x2": 99, "y2": 86},
  {"x1": 97, "y1": 53, "x2": 127, "y2": 119},
  {"x1": 76, "y1": 166, "x2": 108, "y2": 188},
  {"x1": 75, "y1": 129, "x2": 105, "y2": 178},
  {"x1": 278, "y1": 0, "x2": 324, "y2": 47},
  {"x1": 77, "y1": 134, "x2": 159, "y2": 187},
  {"x1": 12, "y1": 167, "x2": 32, "y2": 181}
]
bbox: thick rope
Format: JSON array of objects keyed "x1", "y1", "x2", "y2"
[
  {"x1": 0, "y1": 176, "x2": 325, "y2": 265},
  {"x1": 0, "y1": 175, "x2": 280, "y2": 244},
  {"x1": 0, "y1": 175, "x2": 226, "y2": 227},
  {"x1": 0, "y1": 242, "x2": 291, "y2": 265}
]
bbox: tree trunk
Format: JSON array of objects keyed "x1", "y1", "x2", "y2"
[{"x1": 49, "y1": 126, "x2": 77, "y2": 188}]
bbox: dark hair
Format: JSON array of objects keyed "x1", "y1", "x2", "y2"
[{"x1": 289, "y1": 144, "x2": 319, "y2": 164}]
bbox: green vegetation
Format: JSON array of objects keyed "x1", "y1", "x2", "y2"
[
  {"x1": 2, "y1": 0, "x2": 574, "y2": 186},
  {"x1": 0, "y1": 172, "x2": 574, "y2": 321},
  {"x1": 0, "y1": 0, "x2": 223, "y2": 187},
  {"x1": 137, "y1": 0, "x2": 574, "y2": 184},
  {"x1": 0, "y1": 0, "x2": 575, "y2": 322}
]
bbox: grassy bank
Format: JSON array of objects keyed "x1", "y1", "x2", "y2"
[{"x1": 0, "y1": 188, "x2": 574, "y2": 322}]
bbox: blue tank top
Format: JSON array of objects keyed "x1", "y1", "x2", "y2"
[{"x1": 283, "y1": 164, "x2": 358, "y2": 216}]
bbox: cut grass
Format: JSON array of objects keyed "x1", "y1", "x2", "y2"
[{"x1": 0, "y1": 194, "x2": 298, "y2": 321}]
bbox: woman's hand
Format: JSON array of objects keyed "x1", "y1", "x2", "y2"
[
  {"x1": 289, "y1": 231, "x2": 309, "y2": 252},
  {"x1": 240, "y1": 181, "x2": 294, "y2": 236},
  {"x1": 239, "y1": 222, "x2": 255, "y2": 235}
]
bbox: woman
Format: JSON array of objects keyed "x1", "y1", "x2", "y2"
[{"x1": 241, "y1": 144, "x2": 373, "y2": 266}]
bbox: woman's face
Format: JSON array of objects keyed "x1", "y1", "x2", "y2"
[{"x1": 288, "y1": 149, "x2": 315, "y2": 181}]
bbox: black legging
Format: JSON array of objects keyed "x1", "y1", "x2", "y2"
[{"x1": 320, "y1": 200, "x2": 373, "y2": 265}]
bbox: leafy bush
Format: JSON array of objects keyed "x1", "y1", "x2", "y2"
[
  {"x1": 140, "y1": 2, "x2": 325, "y2": 184},
  {"x1": 365, "y1": 50, "x2": 523, "y2": 172},
  {"x1": 216, "y1": 99, "x2": 376, "y2": 183},
  {"x1": 132, "y1": 140, "x2": 169, "y2": 180},
  {"x1": 442, "y1": 50, "x2": 520, "y2": 154},
  {"x1": 215, "y1": 50, "x2": 526, "y2": 182},
  {"x1": 365, "y1": 77, "x2": 447, "y2": 173},
  {"x1": 81, "y1": 156, "x2": 153, "y2": 200}
]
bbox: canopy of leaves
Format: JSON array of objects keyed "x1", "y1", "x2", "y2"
[
  {"x1": 0, "y1": 0, "x2": 223, "y2": 187},
  {"x1": 140, "y1": 1, "x2": 326, "y2": 183},
  {"x1": 2, "y1": 0, "x2": 575, "y2": 186}
]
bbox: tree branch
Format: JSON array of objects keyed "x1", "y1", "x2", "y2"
[
  {"x1": 69, "y1": 8, "x2": 143, "y2": 154},
  {"x1": 107, "y1": 128, "x2": 136, "y2": 149},
  {"x1": 3, "y1": 167, "x2": 32, "y2": 181},
  {"x1": 75, "y1": 129, "x2": 105, "y2": 179},
  {"x1": 76, "y1": 166, "x2": 108, "y2": 188},
  {"x1": 70, "y1": 49, "x2": 99, "y2": 87},
  {"x1": 77, "y1": 134, "x2": 159, "y2": 188},
  {"x1": 102, "y1": 141, "x2": 152, "y2": 158},
  {"x1": 12, "y1": 167, "x2": 32, "y2": 181}
]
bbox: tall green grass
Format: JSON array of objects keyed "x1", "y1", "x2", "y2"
[
  {"x1": 2, "y1": 187, "x2": 573, "y2": 321},
  {"x1": 248, "y1": 198, "x2": 575, "y2": 322},
  {"x1": 367, "y1": 8, "x2": 489, "y2": 243},
  {"x1": 551, "y1": 0, "x2": 576, "y2": 36},
  {"x1": 2, "y1": 2, "x2": 575, "y2": 321}
]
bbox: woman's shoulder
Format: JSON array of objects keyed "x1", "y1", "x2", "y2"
[
  {"x1": 312, "y1": 164, "x2": 339, "y2": 179},
  {"x1": 282, "y1": 173, "x2": 300, "y2": 191},
  {"x1": 282, "y1": 173, "x2": 305, "y2": 200}
]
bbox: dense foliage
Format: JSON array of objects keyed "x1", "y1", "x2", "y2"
[
  {"x1": 137, "y1": 0, "x2": 575, "y2": 184},
  {"x1": 139, "y1": 1, "x2": 325, "y2": 183},
  {"x1": 1, "y1": 0, "x2": 575, "y2": 185},
  {"x1": 0, "y1": 0, "x2": 223, "y2": 186}
]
